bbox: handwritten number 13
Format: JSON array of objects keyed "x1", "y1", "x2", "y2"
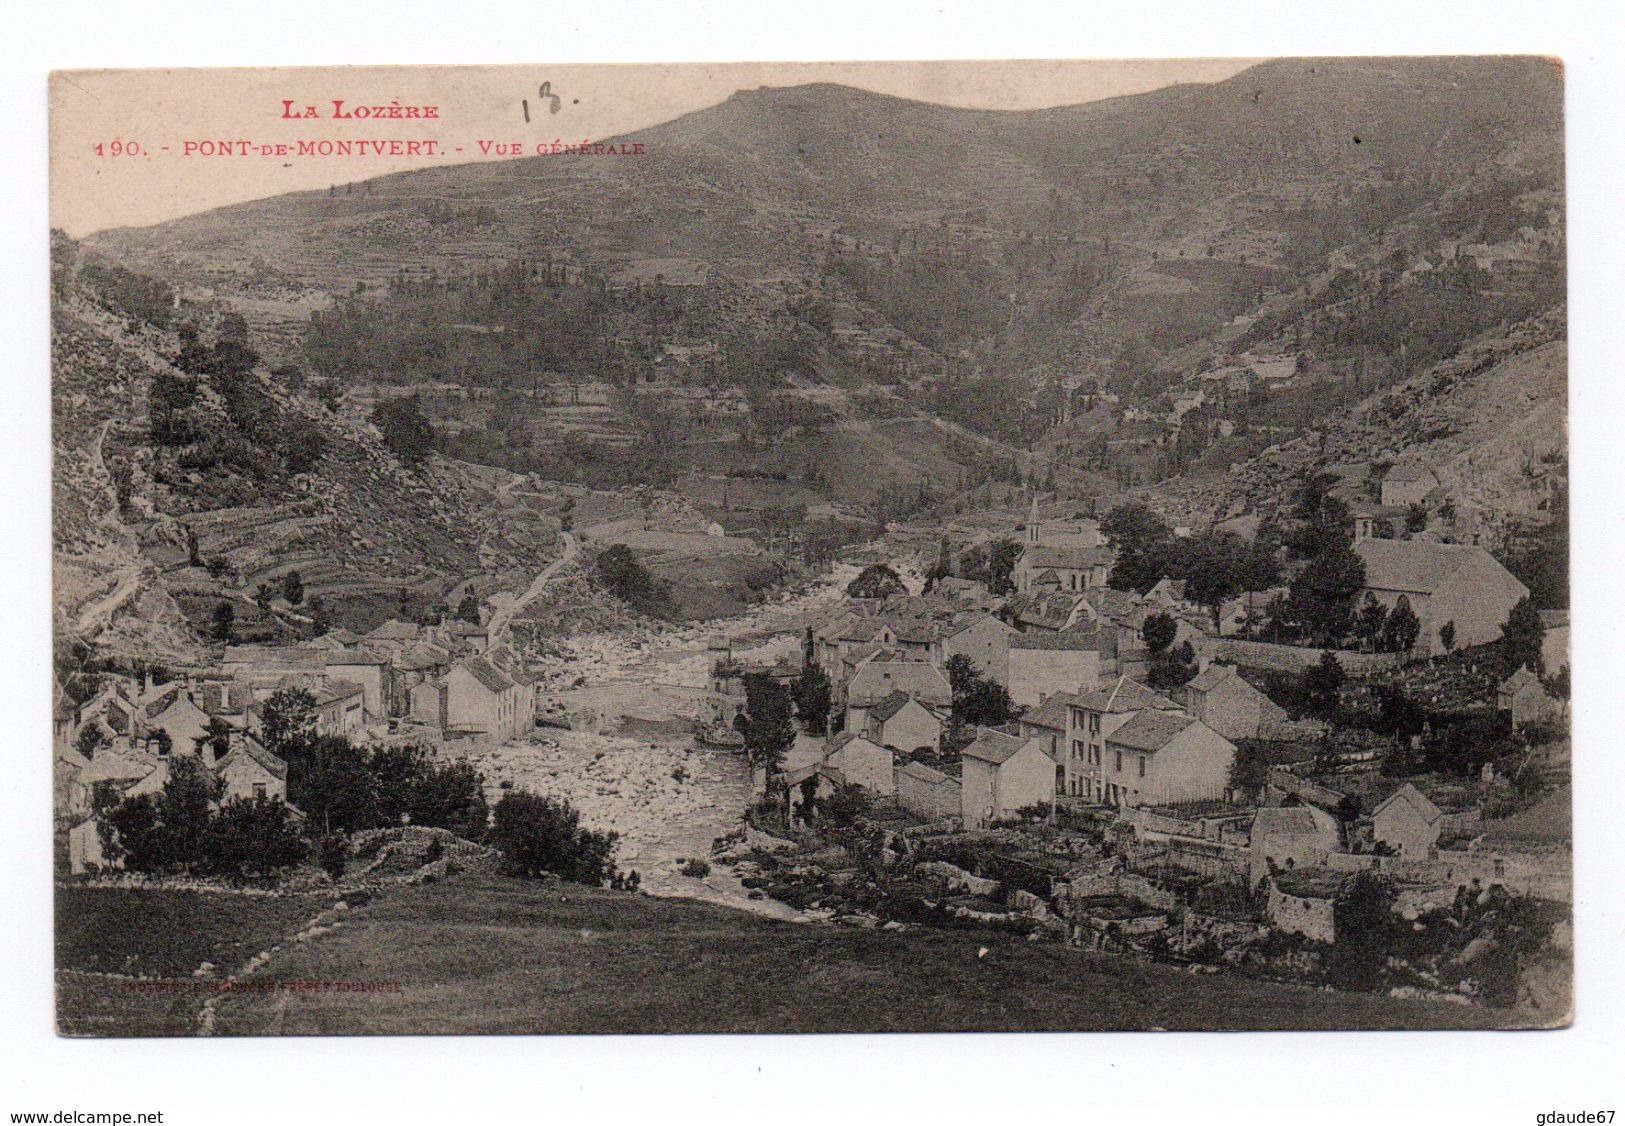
[{"x1": 522, "y1": 82, "x2": 562, "y2": 123}]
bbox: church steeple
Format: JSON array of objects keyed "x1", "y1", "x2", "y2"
[{"x1": 1026, "y1": 493, "x2": 1041, "y2": 544}]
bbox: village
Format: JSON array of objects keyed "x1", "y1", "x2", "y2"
[{"x1": 52, "y1": 458, "x2": 1571, "y2": 1012}]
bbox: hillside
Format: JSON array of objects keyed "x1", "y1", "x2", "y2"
[
  {"x1": 57, "y1": 873, "x2": 1524, "y2": 1036},
  {"x1": 51, "y1": 235, "x2": 567, "y2": 660},
  {"x1": 81, "y1": 58, "x2": 1564, "y2": 520},
  {"x1": 1156, "y1": 305, "x2": 1567, "y2": 537}
]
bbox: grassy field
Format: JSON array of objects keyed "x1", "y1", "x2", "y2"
[
  {"x1": 109, "y1": 874, "x2": 1523, "y2": 1036},
  {"x1": 55, "y1": 885, "x2": 341, "y2": 1037}
]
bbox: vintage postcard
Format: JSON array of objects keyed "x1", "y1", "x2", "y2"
[{"x1": 49, "y1": 59, "x2": 1569, "y2": 1036}]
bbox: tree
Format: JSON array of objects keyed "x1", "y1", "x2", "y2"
[
  {"x1": 203, "y1": 796, "x2": 308, "y2": 881},
  {"x1": 281, "y1": 569, "x2": 305, "y2": 607},
  {"x1": 1284, "y1": 545, "x2": 1365, "y2": 644},
  {"x1": 74, "y1": 723, "x2": 109, "y2": 759},
  {"x1": 1501, "y1": 597, "x2": 1544, "y2": 676},
  {"x1": 1326, "y1": 872, "x2": 1397, "y2": 991},
  {"x1": 1228, "y1": 739, "x2": 1275, "y2": 797},
  {"x1": 402, "y1": 755, "x2": 489, "y2": 841},
  {"x1": 455, "y1": 593, "x2": 481, "y2": 624},
  {"x1": 1300, "y1": 652, "x2": 1347, "y2": 720},
  {"x1": 1355, "y1": 593, "x2": 1388, "y2": 647},
  {"x1": 254, "y1": 584, "x2": 274, "y2": 614},
  {"x1": 790, "y1": 663, "x2": 833, "y2": 736},
  {"x1": 371, "y1": 394, "x2": 437, "y2": 464},
  {"x1": 592, "y1": 544, "x2": 669, "y2": 617},
  {"x1": 101, "y1": 755, "x2": 222, "y2": 874},
  {"x1": 1103, "y1": 502, "x2": 1174, "y2": 593},
  {"x1": 739, "y1": 674, "x2": 797, "y2": 778},
  {"x1": 490, "y1": 791, "x2": 620, "y2": 885},
  {"x1": 211, "y1": 600, "x2": 236, "y2": 643},
  {"x1": 260, "y1": 687, "x2": 318, "y2": 762},
  {"x1": 1439, "y1": 620, "x2": 1457, "y2": 653},
  {"x1": 1142, "y1": 611, "x2": 1178, "y2": 654},
  {"x1": 945, "y1": 654, "x2": 1017, "y2": 727},
  {"x1": 290, "y1": 735, "x2": 378, "y2": 835},
  {"x1": 99, "y1": 794, "x2": 164, "y2": 872},
  {"x1": 1148, "y1": 640, "x2": 1197, "y2": 690},
  {"x1": 846, "y1": 563, "x2": 905, "y2": 600},
  {"x1": 1180, "y1": 532, "x2": 1280, "y2": 628},
  {"x1": 153, "y1": 754, "x2": 221, "y2": 871},
  {"x1": 307, "y1": 596, "x2": 332, "y2": 635},
  {"x1": 1379, "y1": 595, "x2": 1420, "y2": 653}
]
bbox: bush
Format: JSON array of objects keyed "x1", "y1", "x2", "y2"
[
  {"x1": 679, "y1": 858, "x2": 711, "y2": 878},
  {"x1": 203, "y1": 796, "x2": 308, "y2": 882},
  {"x1": 490, "y1": 790, "x2": 619, "y2": 886},
  {"x1": 846, "y1": 563, "x2": 906, "y2": 600},
  {"x1": 318, "y1": 834, "x2": 349, "y2": 879}
]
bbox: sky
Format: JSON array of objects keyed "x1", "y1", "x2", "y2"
[{"x1": 50, "y1": 59, "x2": 1259, "y2": 236}]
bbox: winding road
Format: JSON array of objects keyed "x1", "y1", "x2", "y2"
[{"x1": 486, "y1": 531, "x2": 578, "y2": 644}]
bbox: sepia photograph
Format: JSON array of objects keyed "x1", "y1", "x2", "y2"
[{"x1": 44, "y1": 55, "x2": 1575, "y2": 1040}]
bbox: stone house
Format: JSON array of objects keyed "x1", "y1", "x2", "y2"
[
  {"x1": 844, "y1": 661, "x2": 951, "y2": 732},
  {"x1": 1353, "y1": 538, "x2": 1529, "y2": 656},
  {"x1": 1498, "y1": 666, "x2": 1562, "y2": 729},
  {"x1": 445, "y1": 656, "x2": 525, "y2": 742},
  {"x1": 322, "y1": 647, "x2": 393, "y2": 720},
  {"x1": 896, "y1": 761, "x2": 961, "y2": 821},
  {"x1": 214, "y1": 737, "x2": 289, "y2": 803},
  {"x1": 1006, "y1": 628, "x2": 1116, "y2": 709},
  {"x1": 1249, "y1": 804, "x2": 1342, "y2": 884},
  {"x1": 1100, "y1": 710, "x2": 1236, "y2": 809},
  {"x1": 1371, "y1": 782, "x2": 1446, "y2": 857},
  {"x1": 1265, "y1": 870, "x2": 1342, "y2": 942},
  {"x1": 1018, "y1": 691, "x2": 1077, "y2": 761},
  {"x1": 1063, "y1": 676, "x2": 1182, "y2": 802},
  {"x1": 1173, "y1": 663, "x2": 1289, "y2": 742},
  {"x1": 1380, "y1": 465, "x2": 1439, "y2": 508},
  {"x1": 409, "y1": 678, "x2": 449, "y2": 729},
  {"x1": 960, "y1": 728, "x2": 1059, "y2": 829},
  {"x1": 54, "y1": 745, "x2": 92, "y2": 822},
  {"x1": 824, "y1": 733, "x2": 896, "y2": 798},
  {"x1": 930, "y1": 612, "x2": 1017, "y2": 684},
  {"x1": 312, "y1": 680, "x2": 367, "y2": 738},
  {"x1": 1012, "y1": 544, "x2": 1114, "y2": 594},
  {"x1": 863, "y1": 692, "x2": 943, "y2": 756}
]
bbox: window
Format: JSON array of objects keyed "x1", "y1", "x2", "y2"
[
  {"x1": 253, "y1": 782, "x2": 267, "y2": 800},
  {"x1": 1138, "y1": 755, "x2": 1147, "y2": 778},
  {"x1": 1088, "y1": 713, "x2": 1101, "y2": 734},
  {"x1": 1114, "y1": 750, "x2": 1122, "y2": 772}
]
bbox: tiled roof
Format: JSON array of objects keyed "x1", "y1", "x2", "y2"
[
  {"x1": 1010, "y1": 627, "x2": 1117, "y2": 655},
  {"x1": 898, "y1": 760, "x2": 956, "y2": 787},
  {"x1": 1251, "y1": 806, "x2": 1322, "y2": 838},
  {"x1": 1372, "y1": 782, "x2": 1443, "y2": 825},
  {"x1": 1021, "y1": 544, "x2": 1113, "y2": 570},
  {"x1": 1022, "y1": 692, "x2": 1078, "y2": 731},
  {"x1": 1354, "y1": 538, "x2": 1508, "y2": 595},
  {"x1": 961, "y1": 728, "x2": 1032, "y2": 766},
  {"x1": 1075, "y1": 676, "x2": 1178, "y2": 715},
  {"x1": 1501, "y1": 665, "x2": 1541, "y2": 692},
  {"x1": 315, "y1": 679, "x2": 365, "y2": 706},
  {"x1": 868, "y1": 691, "x2": 918, "y2": 723},
  {"x1": 216, "y1": 736, "x2": 289, "y2": 781},
  {"x1": 848, "y1": 662, "x2": 951, "y2": 707},
  {"x1": 1105, "y1": 709, "x2": 1199, "y2": 753},
  {"x1": 1184, "y1": 663, "x2": 1238, "y2": 693},
  {"x1": 457, "y1": 656, "x2": 515, "y2": 694}
]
